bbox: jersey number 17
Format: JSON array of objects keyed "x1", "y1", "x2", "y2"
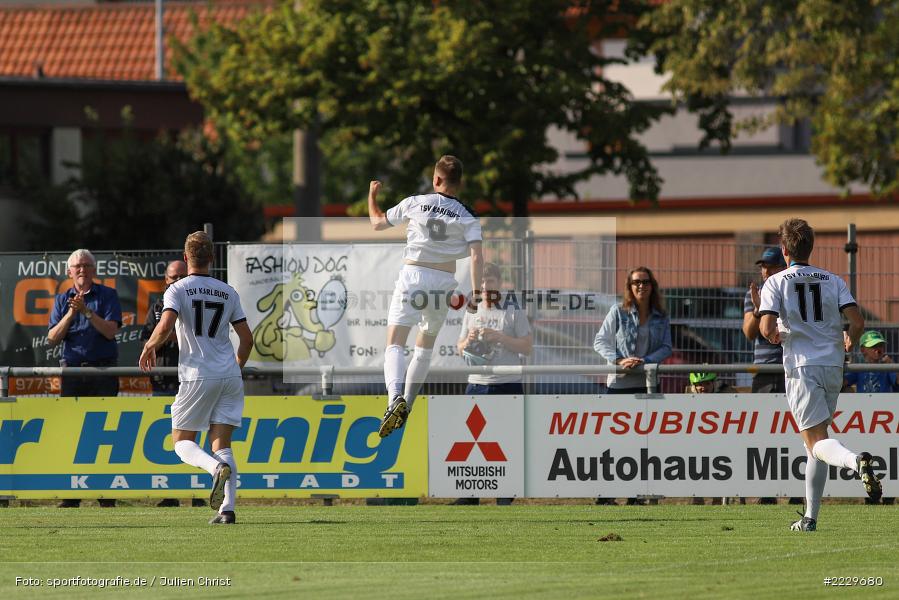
[{"x1": 192, "y1": 300, "x2": 225, "y2": 336}]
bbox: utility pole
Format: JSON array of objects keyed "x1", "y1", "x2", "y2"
[
  {"x1": 845, "y1": 223, "x2": 857, "y2": 299},
  {"x1": 155, "y1": 0, "x2": 164, "y2": 80},
  {"x1": 293, "y1": 128, "x2": 322, "y2": 242},
  {"x1": 292, "y1": 0, "x2": 321, "y2": 242}
]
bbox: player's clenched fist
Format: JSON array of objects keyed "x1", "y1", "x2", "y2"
[{"x1": 369, "y1": 180, "x2": 381, "y2": 198}]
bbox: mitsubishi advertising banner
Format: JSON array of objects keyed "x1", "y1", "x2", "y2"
[
  {"x1": 525, "y1": 394, "x2": 898, "y2": 498},
  {"x1": 427, "y1": 395, "x2": 525, "y2": 498}
]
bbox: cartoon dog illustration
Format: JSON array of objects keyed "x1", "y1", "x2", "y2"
[{"x1": 250, "y1": 273, "x2": 336, "y2": 361}]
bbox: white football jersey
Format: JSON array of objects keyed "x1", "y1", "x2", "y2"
[
  {"x1": 759, "y1": 263, "x2": 856, "y2": 372},
  {"x1": 385, "y1": 192, "x2": 482, "y2": 262},
  {"x1": 163, "y1": 274, "x2": 247, "y2": 381}
]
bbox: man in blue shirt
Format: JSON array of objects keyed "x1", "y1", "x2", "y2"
[
  {"x1": 48, "y1": 249, "x2": 122, "y2": 397},
  {"x1": 47, "y1": 249, "x2": 122, "y2": 508},
  {"x1": 845, "y1": 330, "x2": 897, "y2": 393},
  {"x1": 48, "y1": 249, "x2": 122, "y2": 508}
]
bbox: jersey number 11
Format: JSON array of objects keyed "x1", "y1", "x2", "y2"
[{"x1": 794, "y1": 282, "x2": 823, "y2": 322}]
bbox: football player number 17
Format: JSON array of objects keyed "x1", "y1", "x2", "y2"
[
  {"x1": 794, "y1": 282, "x2": 823, "y2": 322},
  {"x1": 426, "y1": 218, "x2": 448, "y2": 241},
  {"x1": 192, "y1": 300, "x2": 225, "y2": 337}
]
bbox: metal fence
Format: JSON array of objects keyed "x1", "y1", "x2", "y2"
[
  {"x1": 5, "y1": 362, "x2": 899, "y2": 399},
  {"x1": 7, "y1": 227, "x2": 897, "y2": 396}
]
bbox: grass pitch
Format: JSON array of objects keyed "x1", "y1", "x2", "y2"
[{"x1": 1, "y1": 503, "x2": 897, "y2": 598}]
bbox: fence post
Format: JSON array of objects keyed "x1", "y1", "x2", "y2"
[
  {"x1": 319, "y1": 365, "x2": 334, "y2": 397},
  {"x1": 204, "y1": 222, "x2": 214, "y2": 242},
  {"x1": 524, "y1": 229, "x2": 535, "y2": 320},
  {"x1": 644, "y1": 363, "x2": 659, "y2": 394},
  {"x1": 845, "y1": 223, "x2": 858, "y2": 299}
]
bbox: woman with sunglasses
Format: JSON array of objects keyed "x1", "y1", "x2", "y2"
[{"x1": 593, "y1": 266, "x2": 672, "y2": 394}]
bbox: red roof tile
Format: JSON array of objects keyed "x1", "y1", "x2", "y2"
[{"x1": 0, "y1": 1, "x2": 271, "y2": 82}]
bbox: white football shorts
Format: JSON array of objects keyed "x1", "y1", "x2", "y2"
[
  {"x1": 784, "y1": 365, "x2": 843, "y2": 431},
  {"x1": 387, "y1": 265, "x2": 458, "y2": 335},
  {"x1": 171, "y1": 376, "x2": 244, "y2": 432}
]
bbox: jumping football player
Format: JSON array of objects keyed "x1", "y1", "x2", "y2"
[
  {"x1": 140, "y1": 231, "x2": 253, "y2": 524},
  {"x1": 759, "y1": 218, "x2": 882, "y2": 531},
  {"x1": 367, "y1": 155, "x2": 483, "y2": 437}
]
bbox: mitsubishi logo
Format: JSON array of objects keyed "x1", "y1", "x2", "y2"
[{"x1": 445, "y1": 404, "x2": 507, "y2": 462}]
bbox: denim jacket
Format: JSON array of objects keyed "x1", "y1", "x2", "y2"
[{"x1": 593, "y1": 303, "x2": 672, "y2": 365}]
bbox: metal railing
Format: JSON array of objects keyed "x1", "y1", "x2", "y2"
[{"x1": 3, "y1": 363, "x2": 897, "y2": 398}]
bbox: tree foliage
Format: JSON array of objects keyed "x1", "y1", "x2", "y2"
[
  {"x1": 640, "y1": 0, "x2": 899, "y2": 196},
  {"x1": 23, "y1": 119, "x2": 264, "y2": 250},
  {"x1": 174, "y1": 0, "x2": 670, "y2": 215}
]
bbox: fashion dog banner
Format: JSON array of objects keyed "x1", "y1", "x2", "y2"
[{"x1": 227, "y1": 243, "x2": 472, "y2": 369}]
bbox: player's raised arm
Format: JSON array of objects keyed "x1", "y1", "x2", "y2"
[{"x1": 368, "y1": 180, "x2": 391, "y2": 230}]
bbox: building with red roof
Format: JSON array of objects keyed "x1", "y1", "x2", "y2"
[{"x1": 0, "y1": 1, "x2": 270, "y2": 248}]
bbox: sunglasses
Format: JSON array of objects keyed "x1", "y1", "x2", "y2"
[{"x1": 630, "y1": 279, "x2": 652, "y2": 287}]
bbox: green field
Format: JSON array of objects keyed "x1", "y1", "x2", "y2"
[{"x1": 1, "y1": 503, "x2": 896, "y2": 598}]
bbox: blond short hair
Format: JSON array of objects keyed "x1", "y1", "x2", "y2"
[
  {"x1": 435, "y1": 155, "x2": 463, "y2": 187},
  {"x1": 779, "y1": 218, "x2": 814, "y2": 262},
  {"x1": 185, "y1": 231, "x2": 214, "y2": 267}
]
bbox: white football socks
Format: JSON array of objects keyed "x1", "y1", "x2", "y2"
[
  {"x1": 804, "y1": 445, "x2": 827, "y2": 521},
  {"x1": 384, "y1": 344, "x2": 405, "y2": 403},
  {"x1": 174, "y1": 439, "x2": 220, "y2": 475},
  {"x1": 812, "y1": 438, "x2": 859, "y2": 471},
  {"x1": 404, "y1": 346, "x2": 433, "y2": 411},
  {"x1": 214, "y1": 447, "x2": 238, "y2": 513}
]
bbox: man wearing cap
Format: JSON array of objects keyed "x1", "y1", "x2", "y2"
[
  {"x1": 743, "y1": 247, "x2": 787, "y2": 392},
  {"x1": 844, "y1": 330, "x2": 897, "y2": 393}
]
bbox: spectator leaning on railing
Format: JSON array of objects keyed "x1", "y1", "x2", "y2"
[
  {"x1": 47, "y1": 248, "x2": 122, "y2": 509},
  {"x1": 593, "y1": 266, "x2": 671, "y2": 506},
  {"x1": 594, "y1": 267, "x2": 672, "y2": 394}
]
